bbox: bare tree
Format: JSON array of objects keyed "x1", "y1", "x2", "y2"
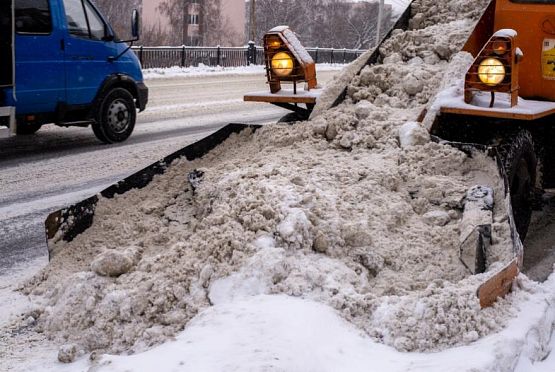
[
  {"x1": 345, "y1": 2, "x2": 392, "y2": 49},
  {"x1": 155, "y1": 0, "x2": 184, "y2": 45},
  {"x1": 248, "y1": 0, "x2": 310, "y2": 44},
  {"x1": 141, "y1": 22, "x2": 174, "y2": 46},
  {"x1": 157, "y1": 0, "x2": 240, "y2": 46},
  {"x1": 202, "y1": 0, "x2": 240, "y2": 46},
  {"x1": 247, "y1": 0, "x2": 394, "y2": 49},
  {"x1": 92, "y1": 0, "x2": 142, "y2": 41}
]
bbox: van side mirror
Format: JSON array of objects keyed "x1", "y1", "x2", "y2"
[{"x1": 131, "y1": 9, "x2": 140, "y2": 41}]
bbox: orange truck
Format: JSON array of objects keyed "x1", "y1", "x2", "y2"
[
  {"x1": 434, "y1": 0, "x2": 555, "y2": 240},
  {"x1": 432, "y1": 0, "x2": 555, "y2": 305}
]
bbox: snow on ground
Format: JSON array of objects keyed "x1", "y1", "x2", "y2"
[
  {"x1": 2, "y1": 1, "x2": 555, "y2": 371},
  {"x1": 142, "y1": 63, "x2": 347, "y2": 80},
  {"x1": 4, "y1": 280, "x2": 555, "y2": 371},
  {"x1": 86, "y1": 282, "x2": 555, "y2": 372},
  {"x1": 0, "y1": 258, "x2": 46, "y2": 330}
]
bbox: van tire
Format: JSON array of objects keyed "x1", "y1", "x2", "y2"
[
  {"x1": 93, "y1": 88, "x2": 136, "y2": 144},
  {"x1": 16, "y1": 123, "x2": 41, "y2": 135}
]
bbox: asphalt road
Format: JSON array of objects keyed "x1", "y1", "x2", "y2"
[{"x1": 0, "y1": 70, "x2": 340, "y2": 271}]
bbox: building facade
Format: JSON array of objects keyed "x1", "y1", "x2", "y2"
[
  {"x1": 142, "y1": 0, "x2": 245, "y2": 46},
  {"x1": 186, "y1": 1, "x2": 201, "y2": 45}
]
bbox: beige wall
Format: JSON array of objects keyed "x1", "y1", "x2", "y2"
[
  {"x1": 141, "y1": 0, "x2": 245, "y2": 45},
  {"x1": 222, "y1": 0, "x2": 245, "y2": 45},
  {"x1": 142, "y1": 0, "x2": 170, "y2": 33}
]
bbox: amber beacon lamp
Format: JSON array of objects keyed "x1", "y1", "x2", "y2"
[
  {"x1": 464, "y1": 29, "x2": 522, "y2": 108},
  {"x1": 244, "y1": 26, "x2": 321, "y2": 121},
  {"x1": 264, "y1": 26, "x2": 317, "y2": 94}
]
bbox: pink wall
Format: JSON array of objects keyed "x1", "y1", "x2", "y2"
[
  {"x1": 222, "y1": 0, "x2": 245, "y2": 44},
  {"x1": 142, "y1": 0, "x2": 170, "y2": 33},
  {"x1": 142, "y1": 0, "x2": 245, "y2": 45}
]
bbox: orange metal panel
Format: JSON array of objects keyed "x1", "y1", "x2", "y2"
[
  {"x1": 440, "y1": 104, "x2": 555, "y2": 120},
  {"x1": 494, "y1": 0, "x2": 555, "y2": 101},
  {"x1": 477, "y1": 259, "x2": 519, "y2": 308},
  {"x1": 463, "y1": 0, "x2": 497, "y2": 56}
]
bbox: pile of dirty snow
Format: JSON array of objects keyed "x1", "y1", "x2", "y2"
[{"x1": 3, "y1": 0, "x2": 536, "y2": 364}]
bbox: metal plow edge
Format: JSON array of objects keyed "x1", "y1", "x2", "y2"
[{"x1": 44, "y1": 123, "x2": 260, "y2": 258}]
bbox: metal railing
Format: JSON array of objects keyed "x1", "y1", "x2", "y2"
[{"x1": 132, "y1": 43, "x2": 365, "y2": 69}]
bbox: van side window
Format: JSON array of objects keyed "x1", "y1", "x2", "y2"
[
  {"x1": 15, "y1": 0, "x2": 52, "y2": 34},
  {"x1": 63, "y1": 0, "x2": 106, "y2": 40},
  {"x1": 63, "y1": 0, "x2": 89, "y2": 37}
]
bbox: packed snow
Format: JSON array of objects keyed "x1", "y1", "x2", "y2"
[
  {"x1": 2, "y1": 0, "x2": 555, "y2": 371},
  {"x1": 62, "y1": 282, "x2": 555, "y2": 372}
]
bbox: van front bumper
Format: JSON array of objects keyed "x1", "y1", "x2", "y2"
[{"x1": 137, "y1": 82, "x2": 148, "y2": 112}]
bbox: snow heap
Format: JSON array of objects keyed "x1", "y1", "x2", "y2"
[{"x1": 6, "y1": 0, "x2": 547, "y2": 362}]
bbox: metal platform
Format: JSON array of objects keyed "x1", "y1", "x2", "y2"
[
  {"x1": 244, "y1": 89, "x2": 323, "y2": 117},
  {"x1": 439, "y1": 93, "x2": 555, "y2": 121},
  {"x1": 244, "y1": 88, "x2": 323, "y2": 105}
]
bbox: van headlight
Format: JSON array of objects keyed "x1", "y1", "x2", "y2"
[{"x1": 478, "y1": 58, "x2": 506, "y2": 86}]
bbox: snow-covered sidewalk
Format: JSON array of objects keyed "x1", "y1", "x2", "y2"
[{"x1": 142, "y1": 63, "x2": 347, "y2": 80}]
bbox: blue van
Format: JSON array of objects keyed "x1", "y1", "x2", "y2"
[{"x1": 0, "y1": 0, "x2": 148, "y2": 143}]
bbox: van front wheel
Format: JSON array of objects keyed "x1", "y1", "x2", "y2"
[{"x1": 93, "y1": 88, "x2": 136, "y2": 144}]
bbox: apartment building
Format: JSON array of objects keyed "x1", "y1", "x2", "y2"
[{"x1": 142, "y1": 0, "x2": 245, "y2": 46}]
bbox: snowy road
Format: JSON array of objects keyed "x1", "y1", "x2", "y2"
[{"x1": 0, "y1": 70, "x2": 340, "y2": 271}]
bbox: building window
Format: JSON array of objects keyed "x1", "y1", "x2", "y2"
[{"x1": 188, "y1": 14, "x2": 198, "y2": 25}]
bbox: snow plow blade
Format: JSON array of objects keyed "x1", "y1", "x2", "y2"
[
  {"x1": 44, "y1": 123, "x2": 261, "y2": 258},
  {"x1": 448, "y1": 141, "x2": 523, "y2": 308}
]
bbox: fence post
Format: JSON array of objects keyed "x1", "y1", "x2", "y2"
[
  {"x1": 139, "y1": 45, "x2": 144, "y2": 65},
  {"x1": 181, "y1": 45, "x2": 186, "y2": 67},
  {"x1": 315, "y1": 47, "x2": 319, "y2": 64},
  {"x1": 217, "y1": 45, "x2": 221, "y2": 66},
  {"x1": 247, "y1": 41, "x2": 256, "y2": 66},
  {"x1": 343, "y1": 48, "x2": 346, "y2": 63},
  {"x1": 331, "y1": 49, "x2": 334, "y2": 64}
]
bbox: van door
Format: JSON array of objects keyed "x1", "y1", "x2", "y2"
[
  {"x1": 0, "y1": 0, "x2": 14, "y2": 89},
  {"x1": 14, "y1": 0, "x2": 66, "y2": 114},
  {"x1": 61, "y1": 0, "x2": 115, "y2": 107}
]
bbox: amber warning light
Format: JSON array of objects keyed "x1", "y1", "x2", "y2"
[
  {"x1": 264, "y1": 26, "x2": 317, "y2": 94},
  {"x1": 464, "y1": 29, "x2": 522, "y2": 108}
]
